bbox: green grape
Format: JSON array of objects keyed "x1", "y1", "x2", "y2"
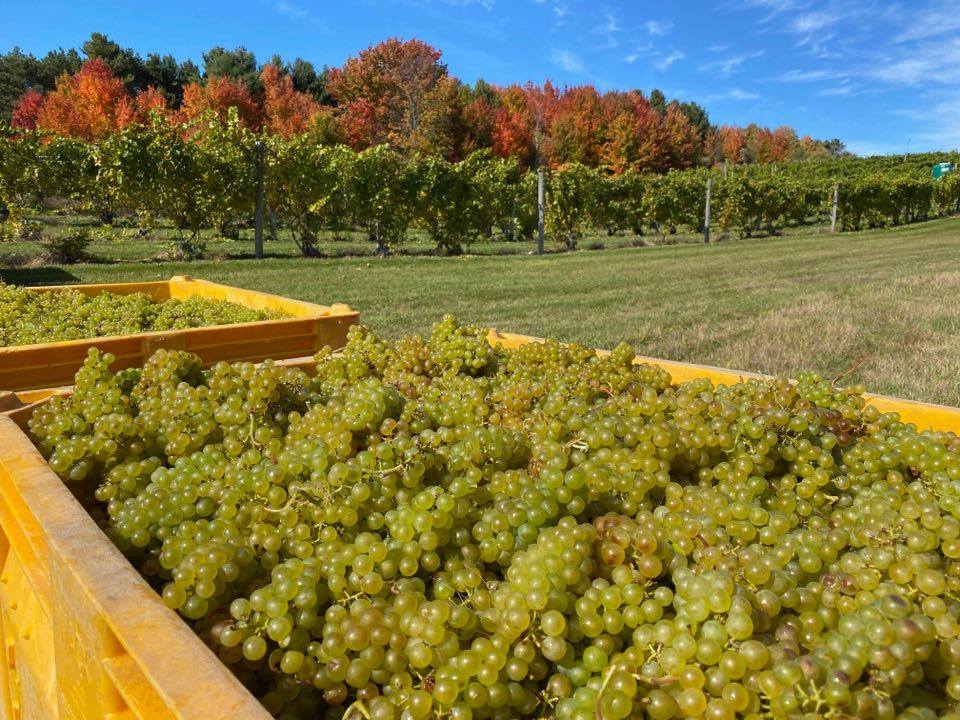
[
  {"x1": 0, "y1": 282, "x2": 284, "y2": 347},
  {"x1": 28, "y1": 317, "x2": 960, "y2": 719}
]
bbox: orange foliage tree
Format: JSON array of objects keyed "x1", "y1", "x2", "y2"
[
  {"x1": 179, "y1": 75, "x2": 262, "y2": 129},
  {"x1": 260, "y1": 64, "x2": 321, "y2": 137},
  {"x1": 718, "y1": 125, "x2": 746, "y2": 164},
  {"x1": 327, "y1": 38, "x2": 459, "y2": 156},
  {"x1": 34, "y1": 59, "x2": 136, "y2": 140},
  {"x1": 662, "y1": 102, "x2": 702, "y2": 169},
  {"x1": 599, "y1": 91, "x2": 666, "y2": 173}
]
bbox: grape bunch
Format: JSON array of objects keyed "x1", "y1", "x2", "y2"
[
  {"x1": 27, "y1": 316, "x2": 960, "y2": 720},
  {"x1": 0, "y1": 282, "x2": 285, "y2": 347}
]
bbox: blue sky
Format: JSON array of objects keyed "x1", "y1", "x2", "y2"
[{"x1": 2, "y1": 0, "x2": 957, "y2": 154}]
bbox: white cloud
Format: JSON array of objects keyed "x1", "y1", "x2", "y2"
[
  {"x1": 706, "y1": 88, "x2": 761, "y2": 101},
  {"x1": 819, "y1": 84, "x2": 854, "y2": 96},
  {"x1": 594, "y1": 9, "x2": 622, "y2": 48},
  {"x1": 771, "y1": 68, "x2": 835, "y2": 82},
  {"x1": 655, "y1": 50, "x2": 685, "y2": 70},
  {"x1": 644, "y1": 19, "x2": 674, "y2": 36},
  {"x1": 271, "y1": 0, "x2": 325, "y2": 25},
  {"x1": 894, "y1": 3, "x2": 960, "y2": 42},
  {"x1": 274, "y1": 0, "x2": 307, "y2": 19},
  {"x1": 447, "y1": 0, "x2": 495, "y2": 9},
  {"x1": 699, "y1": 50, "x2": 765, "y2": 77},
  {"x1": 742, "y1": 0, "x2": 806, "y2": 11},
  {"x1": 551, "y1": 49, "x2": 585, "y2": 72},
  {"x1": 790, "y1": 10, "x2": 839, "y2": 34},
  {"x1": 866, "y1": 37, "x2": 960, "y2": 85}
]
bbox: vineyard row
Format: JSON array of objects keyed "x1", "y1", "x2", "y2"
[{"x1": 2, "y1": 119, "x2": 959, "y2": 258}]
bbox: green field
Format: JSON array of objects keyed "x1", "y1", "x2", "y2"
[{"x1": 3, "y1": 216, "x2": 960, "y2": 406}]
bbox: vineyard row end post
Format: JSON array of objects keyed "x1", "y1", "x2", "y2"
[
  {"x1": 830, "y1": 183, "x2": 839, "y2": 233},
  {"x1": 704, "y1": 177, "x2": 712, "y2": 244},
  {"x1": 537, "y1": 168, "x2": 545, "y2": 255},
  {"x1": 254, "y1": 140, "x2": 265, "y2": 259}
]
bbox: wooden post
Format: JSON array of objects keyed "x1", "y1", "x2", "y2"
[
  {"x1": 703, "y1": 177, "x2": 712, "y2": 244},
  {"x1": 830, "y1": 184, "x2": 838, "y2": 233},
  {"x1": 537, "y1": 168, "x2": 545, "y2": 255},
  {"x1": 723, "y1": 160, "x2": 728, "y2": 179},
  {"x1": 254, "y1": 140, "x2": 265, "y2": 259}
]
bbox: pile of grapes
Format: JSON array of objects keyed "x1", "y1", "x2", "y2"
[
  {"x1": 0, "y1": 282, "x2": 285, "y2": 347},
  {"x1": 28, "y1": 316, "x2": 960, "y2": 720}
]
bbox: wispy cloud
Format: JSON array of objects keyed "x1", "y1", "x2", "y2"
[
  {"x1": 623, "y1": 42, "x2": 654, "y2": 64},
  {"x1": 706, "y1": 88, "x2": 760, "y2": 101},
  {"x1": 771, "y1": 68, "x2": 835, "y2": 82},
  {"x1": 447, "y1": 0, "x2": 495, "y2": 9},
  {"x1": 894, "y1": 2, "x2": 960, "y2": 42},
  {"x1": 699, "y1": 50, "x2": 765, "y2": 77},
  {"x1": 742, "y1": 0, "x2": 806, "y2": 11},
  {"x1": 790, "y1": 10, "x2": 838, "y2": 34},
  {"x1": 819, "y1": 84, "x2": 854, "y2": 96},
  {"x1": 594, "y1": 9, "x2": 622, "y2": 48},
  {"x1": 866, "y1": 37, "x2": 960, "y2": 85},
  {"x1": 655, "y1": 50, "x2": 685, "y2": 70},
  {"x1": 270, "y1": 0, "x2": 327, "y2": 26},
  {"x1": 551, "y1": 48, "x2": 585, "y2": 72},
  {"x1": 644, "y1": 19, "x2": 673, "y2": 36}
]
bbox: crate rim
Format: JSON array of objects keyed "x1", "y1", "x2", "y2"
[{"x1": 0, "y1": 274, "x2": 357, "y2": 353}]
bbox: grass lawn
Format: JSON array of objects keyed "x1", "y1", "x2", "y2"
[{"x1": 3, "y1": 216, "x2": 960, "y2": 406}]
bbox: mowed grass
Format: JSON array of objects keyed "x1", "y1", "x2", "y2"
[{"x1": 3, "y1": 216, "x2": 960, "y2": 406}]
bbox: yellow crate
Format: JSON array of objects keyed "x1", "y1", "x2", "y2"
[
  {"x1": 0, "y1": 409, "x2": 271, "y2": 720},
  {"x1": 0, "y1": 275, "x2": 358, "y2": 392},
  {"x1": 486, "y1": 329, "x2": 960, "y2": 433},
  {"x1": 2, "y1": 328, "x2": 960, "y2": 720}
]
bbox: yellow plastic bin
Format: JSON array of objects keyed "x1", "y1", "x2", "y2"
[
  {"x1": 3, "y1": 328, "x2": 960, "y2": 719},
  {"x1": 0, "y1": 276, "x2": 358, "y2": 392}
]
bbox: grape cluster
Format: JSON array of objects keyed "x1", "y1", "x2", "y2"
[
  {"x1": 28, "y1": 316, "x2": 960, "y2": 719},
  {"x1": 0, "y1": 282, "x2": 284, "y2": 347}
]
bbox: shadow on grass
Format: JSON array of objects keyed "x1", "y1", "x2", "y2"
[{"x1": 0, "y1": 267, "x2": 81, "y2": 285}]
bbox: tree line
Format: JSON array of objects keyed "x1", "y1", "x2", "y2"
[
  {"x1": 1, "y1": 34, "x2": 848, "y2": 172},
  {"x1": 1, "y1": 115, "x2": 954, "y2": 260}
]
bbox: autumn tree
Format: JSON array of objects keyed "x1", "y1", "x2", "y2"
[
  {"x1": 34, "y1": 59, "x2": 135, "y2": 140},
  {"x1": 179, "y1": 76, "x2": 262, "y2": 129},
  {"x1": 491, "y1": 85, "x2": 534, "y2": 167},
  {"x1": 718, "y1": 125, "x2": 746, "y2": 164},
  {"x1": 599, "y1": 91, "x2": 666, "y2": 173},
  {"x1": 327, "y1": 38, "x2": 460, "y2": 157},
  {"x1": 662, "y1": 102, "x2": 702, "y2": 169},
  {"x1": 10, "y1": 89, "x2": 44, "y2": 129},
  {"x1": 260, "y1": 64, "x2": 321, "y2": 137},
  {"x1": 550, "y1": 86, "x2": 605, "y2": 167}
]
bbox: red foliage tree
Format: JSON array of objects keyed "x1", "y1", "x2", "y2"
[
  {"x1": 662, "y1": 102, "x2": 701, "y2": 169},
  {"x1": 34, "y1": 59, "x2": 135, "y2": 140},
  {"x1": 134, "y1": 86, "x2": 168, "y2": 123},
  {"x1": 338, "y1": 98, "x2": 378, "y2": 149},
  {"x1": 179, "y1": 76, "x2": 262, "y2": 129},
  {"x1": 491, "y1": 106, "x2": 534, "y2": 167},
  {"x1": 549, "y1": 86, "x2": 605, "y2": 167},
  {"x1": 11, "y1": 89, "x2": 45, "y2": 130},
  {"x1": 718, "y1": 125, "x2": 746, "y2": 164},
  {"x1": 327, "y1": 38, "x2": 459, "y2": 156},
  {"x1": 599, "y1": 91, "x2": 667, "y2": 173},
  {"x1": 458, "y1": 97, "x2": 495, "y2": 157},
  {"x1": 260, "y1": 64, "x2": 321, "y2": 137}
]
